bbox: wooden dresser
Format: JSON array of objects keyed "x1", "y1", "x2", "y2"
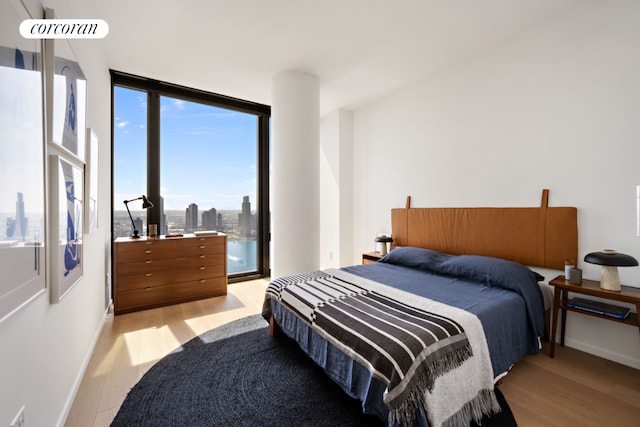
[{"x1": 113, "y1": 234, "x2": 227, "y2": 314}]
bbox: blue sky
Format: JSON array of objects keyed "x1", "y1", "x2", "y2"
[{"x1": 113, "y1": 87, "x2": 258, "y2": 211}]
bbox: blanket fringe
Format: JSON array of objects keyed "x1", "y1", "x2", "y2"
[
  {"x1": 442, "y1": 388, "x2": 501, "y2": 427},
  {"x1": 388, "y1": 344, "x2": 473, "y2": 427}
]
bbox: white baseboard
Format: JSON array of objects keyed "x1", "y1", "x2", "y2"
[
  {"x1": 563, "y1": 337, "x2": 640, "y2": 370},
  {"x1": 56, "y1": 302, "x2": 112, "y2": 427}
]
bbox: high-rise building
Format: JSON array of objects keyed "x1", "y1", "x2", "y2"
[
  {"x1": 202, "y1": 207, "x2": 217, "y2": 230},
  {"x1": 15, "y1": 192, "x2": 27, "y2": 241},
  {"x1": 185, "y1": 203, "x2": 198, "y2": 232},
  {"x1": 158, "y1": 196, "x2": 167, "y2": 235},
  {"x1": 237, "y1": 195, "x2": 255, "y2": 238},
  {"x1": 217, "y1": 212, "x2": 223, "y2": 230}
]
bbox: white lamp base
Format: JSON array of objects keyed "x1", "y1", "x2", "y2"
[
  {"x1": 379, "y1": 244, "x2": 388, "y2": 256},
  {"x1": 600, "y1": 266, "x2": 621, "y2": 291}
]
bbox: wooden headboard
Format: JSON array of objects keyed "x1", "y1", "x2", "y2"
[{"x1": 391, "y1": 190, "x2": 577, "y2": 271}]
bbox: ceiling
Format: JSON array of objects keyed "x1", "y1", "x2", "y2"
[{"x1": 97, "y1": 0, "x2": 584, "y2": 114}]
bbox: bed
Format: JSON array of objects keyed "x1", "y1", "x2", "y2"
[{"x1": 262, "y1": 190, "x2": 578, "y2": 427}]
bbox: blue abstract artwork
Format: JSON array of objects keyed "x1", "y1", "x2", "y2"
[{"x1": 50, "y1": 155, "x2": 83, "y2": 303}]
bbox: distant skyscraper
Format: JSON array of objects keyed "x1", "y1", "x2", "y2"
[
  {"x1": 15, "y1": 192, "x2": 27, "y2": 241},
  {"x1": 133, "y1": 217, "x2": 143, "y2": 235},
  {"x1": 159, "y1": 196, "x2": 167, "y2": 235},
  {"x1": 217, "y1": 212, "x2": 223, "y2": 230},
  {"x1": 185, "y1": 203, "x2": 198, "y2": 232},
  {"x1": 237, "y1": 196, "x2": 255, "y2": 238},
  {"x1": 202, "y1": 208, "x2": 217, "y2": 230}
]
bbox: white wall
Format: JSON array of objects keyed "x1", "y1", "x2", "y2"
[
  {"x1": 349, "y1": 0, "x2": 640, "y2": 368},
  {"x1": 0, "y1": 1, "x2": 111, "y2": 426},
  {"x1": 320, "y1": 109, "x2": 354, "y2": 269}
]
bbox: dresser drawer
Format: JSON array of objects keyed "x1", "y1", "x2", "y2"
[
  {"x1": 115, "y1": 238, "x2": 179, "y2": 262},
  {"x1": 116, "y1": 255, "x2": 226, "y2": 277},
  {"x1": 176, "y1": 236, "x2": 225, "y2": 256},
  {"x1": 116, "y1": 263, "x2": 225, "y2": 291},
  {"x1": 115, "y1": 276, "x2": 227, "y2": 314}
]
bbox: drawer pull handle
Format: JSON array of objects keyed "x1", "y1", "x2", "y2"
[
  {"x1": 200, "y1": 238, "x2": 206, "y2": 241},
  {"x1": 145, "y1": 241, "x2": 152, "y2": 245},
  {"x1": 145, "y1": 249, "x2": 152, "y2": 254},
  {"x1": 200, "y1": 279, "x2": 206, "y2": 283},
  {"x1": 199, "y1": 245, "x2": 206, "y2": 249},
  {"x1": 145, "y1": 260, "x2": 152, "y2": 264},
  {"x1": 199, "y1": 255, "x2": 206, "y2": 259},
  {"x1": 145, "y1": 273, "x2": 152, "y2": 277},
  {"x1": 200, "y1": 266, "x2": 206, "y2": 270},
  {"x1": 145, "y1": 287, "x2": 152, "y2": 291}
]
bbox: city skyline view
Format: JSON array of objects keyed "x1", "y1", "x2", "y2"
[
  {"x1": 113, "y1": 195, "x2": 256, "y2": 240},
  {"x1": 113, "y1": 86, "x2": 260, "y2": 211}
]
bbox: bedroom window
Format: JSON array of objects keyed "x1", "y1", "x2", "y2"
[
  {"x1": 111, "y1": 71, "x2": 271, "y2": 281},
  {"x1": 113, "y1": 86, "x2": 147, "y2": 236}
]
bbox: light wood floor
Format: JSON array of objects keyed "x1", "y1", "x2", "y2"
[{"x1": 65, "y1": 278, "x2": 640, "y2": 427}]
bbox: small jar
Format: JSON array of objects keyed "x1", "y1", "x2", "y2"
[{"x1": 564, "y1": 260, "x2": 574, "y2": 280}]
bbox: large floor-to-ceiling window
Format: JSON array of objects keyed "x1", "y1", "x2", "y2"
[{"x1": 111, "y1": 71, "x2": 270, "y2": 281}]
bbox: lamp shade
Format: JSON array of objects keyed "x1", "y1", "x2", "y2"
[
  {"x1": 141, "y1": 195, "x2": 154, "y2": 209},
  {"x1": 374, "y1": 235, "x2": 393, "y2": 243},
  {"x1": 584, "y1": 249, "x2": 638, "y2": 291},
  {"x1": 584, "y1": 250, "x2": 638, "y2": 266}
]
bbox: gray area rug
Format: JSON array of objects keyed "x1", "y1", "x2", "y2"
[{"x1": 111, "y1": 314, "x2": 515, "y2": 426}]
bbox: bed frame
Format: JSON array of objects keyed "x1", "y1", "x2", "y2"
[{"x1": 391, "y1": 189, "x2": 578, "y2": 271}]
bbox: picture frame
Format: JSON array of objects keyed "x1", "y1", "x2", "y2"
[
  {"x1": 46, "y1": 8, "x2": 87, "y2": 163},
  {"x1": 49, "y1": 154, "x2": 83, "y2": 303},
  {"x1": 85, "y1": 128, "x2": 99, "y2": 233},
  {"x1": 0, "y1": 0, "x2": 46, "y2": 324}
]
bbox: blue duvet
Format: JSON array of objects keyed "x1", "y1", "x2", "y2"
[{"x1": 265, "y1": 247, "x2": 546, "y2": 426}]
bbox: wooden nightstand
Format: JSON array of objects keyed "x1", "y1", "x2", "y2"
[
  {"x1": 362, "y1": 251, "x2": 384, "y2": 264},
  {"x1": 548, "y1": 275, "x2": 640, "y2": 357}
]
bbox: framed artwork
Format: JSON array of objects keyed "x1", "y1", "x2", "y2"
[
  {"x1": 49, "y1": 155, "x2": 83, "y2": 303},
  {"x1": 0, "y1": 0, "x2": 46, "y2": 324},
  {"x1": 47, "y1": 9, "x2": 86, "y2": 162},
  {"x1": 85, "y1": 128, "x2": 98, "y2": 233}
]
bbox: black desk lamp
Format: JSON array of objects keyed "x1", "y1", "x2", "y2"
[
  {"x1": 584, "y1": 249, "x2": 638, "y2": 291},
  {"x1": 124, "y1": 195, "x2": 154, "y2": 238}
]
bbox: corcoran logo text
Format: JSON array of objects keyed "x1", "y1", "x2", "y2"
[{"x1": 20, "y1": 19, "x2": 109, "y2": 39}]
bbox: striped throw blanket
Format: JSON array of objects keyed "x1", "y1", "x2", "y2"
[{"x1": 265, "y1": 269, "x2": 500, "y2": 427}]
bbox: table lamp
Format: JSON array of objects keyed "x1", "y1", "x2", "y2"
[
  {"x1": 375, "y1": 235, "x2": 393, "y2": 256},
  {"x1": 584, "y1": 249, "x2": 638, "y2": 291},
  {"x1": 124, "y1": 195, "x2": 154, "y2": 238}
]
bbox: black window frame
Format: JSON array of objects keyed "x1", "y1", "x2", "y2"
[{"x1": 110, "y1": 70, "x2": 271, "y2": 283}]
